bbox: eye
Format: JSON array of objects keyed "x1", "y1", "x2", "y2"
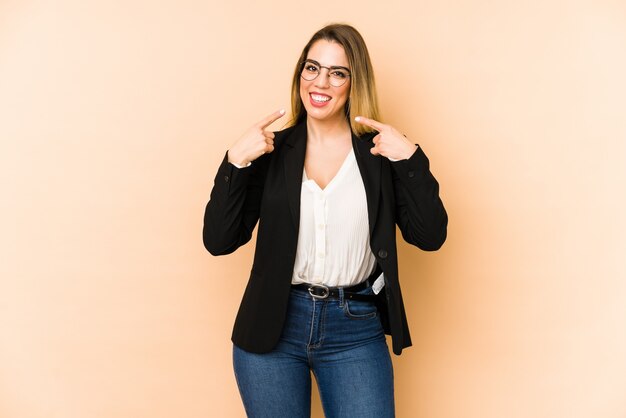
[
  {"x1": 331, "y1": 70, "x2": 348, "y2": 79},
  {"x1": 304, "y1": 63, "x2": 320, "y2": 72}
]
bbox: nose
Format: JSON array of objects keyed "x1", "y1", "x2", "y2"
[{"x1": 314, "y1": 68, "x2": 331, "y2": 88}]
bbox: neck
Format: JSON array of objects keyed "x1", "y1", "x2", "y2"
[{"x1": 306, "y1": 115, "x2": 351, "y2": 144}]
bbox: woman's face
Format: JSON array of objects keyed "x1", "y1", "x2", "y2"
[{"x1": 299, "y1": 40, "x2": 351, "y2": 124}]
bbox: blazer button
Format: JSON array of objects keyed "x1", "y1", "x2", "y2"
[
  {"x1": 408, "y1": 171, "x2": 415, "y2": 178},
  {"x1": 378, "y1": 249, "x2": 388, "y2": 259},
  {"x1": 224, "y1": 175, "x2": 230, "y2": 182}
]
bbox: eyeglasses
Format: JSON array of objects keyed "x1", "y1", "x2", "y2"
[{"x1": 300, "y1": 59, "x2": 351, "y2": 87}]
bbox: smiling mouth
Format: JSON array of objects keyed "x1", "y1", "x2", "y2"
[{"x1": 310, "y1": 93, "x2": 331, "y2": 103}]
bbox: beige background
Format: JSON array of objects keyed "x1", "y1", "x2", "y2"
[{"x1": 2, "y1": 0, "x2": 625, "y2": 417}]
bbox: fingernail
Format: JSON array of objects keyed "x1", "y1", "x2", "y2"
[
  {"x1": 355, "y1": 116, "x2": 361, "y2": 122},
  {"x1": 279, "y1": 109, "x2": 286, "y2": 114}
]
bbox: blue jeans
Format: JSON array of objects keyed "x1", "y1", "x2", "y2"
[{"x1": 233, "y1": 284, "x2": 395, "y2": 418}]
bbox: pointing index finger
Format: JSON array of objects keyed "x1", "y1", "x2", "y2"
[
  {"x1": 355, "y1": 116, "x2": 385, "y2": 132},
  {"x1": 258, "y1": 109, "x2": 286, "y2": 129}
]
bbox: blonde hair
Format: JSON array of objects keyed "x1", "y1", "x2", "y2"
[{"x1": 287, "y1": 24, "x2": 381, "y2": 136}]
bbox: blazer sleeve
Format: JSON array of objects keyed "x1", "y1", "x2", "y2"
[
  {"x1": 202, "y1": 151, "x2": 269, "y2": 256},
  {"x1": 390, "y1": 146, "x2": 448, "y2": 251}
]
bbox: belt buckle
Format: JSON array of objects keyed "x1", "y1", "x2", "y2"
[{"x1": 308, "y1": 284, "x2": 330, "y2": 299}]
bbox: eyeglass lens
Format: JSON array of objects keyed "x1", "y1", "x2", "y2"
[{"x1": 301, "y1": 61, "x2": 350, "y2": 87}]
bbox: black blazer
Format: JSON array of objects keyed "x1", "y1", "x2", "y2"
[{"x1": 203, "y1": 121, "x2": 447, "y2": 355}]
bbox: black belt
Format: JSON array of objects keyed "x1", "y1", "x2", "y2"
[{"x1": 292, "y1": 272, "x2": 380, "y2": 302}]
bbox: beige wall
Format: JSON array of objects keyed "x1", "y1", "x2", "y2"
[{"x1": 2, "y1": 0, "x2": 625, "y2": 417}]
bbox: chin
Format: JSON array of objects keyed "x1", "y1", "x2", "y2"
[{"x1": 304, "y1": 106, "x2": 345, "y2": 122}]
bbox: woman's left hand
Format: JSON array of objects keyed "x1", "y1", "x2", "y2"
[{"x1": 355, "y1": 116, "x2": 418, "y2": 161}]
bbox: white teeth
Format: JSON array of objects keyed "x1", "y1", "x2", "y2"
[{"x1": 311, "y1": 94, "x2": 331, "y2": 102}]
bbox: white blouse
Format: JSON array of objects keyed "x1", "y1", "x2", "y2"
[{"x1": 291, "y1": 148, "x2": 377, "y2": 287}]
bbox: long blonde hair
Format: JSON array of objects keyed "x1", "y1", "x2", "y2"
[{"x1": 287, "y1": 24, "x2": 381, "y2": 136}]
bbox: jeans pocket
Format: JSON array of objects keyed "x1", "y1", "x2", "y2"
[{"x1": 343, "y1": 298, "x2": 378, "y2": 320}]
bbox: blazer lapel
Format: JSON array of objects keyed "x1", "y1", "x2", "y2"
[
  {"x1": 282, "y1": 124, "x2": 381, "y2": 236},
  {"x1": 283, "y1": 122, "x2": 307, "y2": 231},
  {"x1": 353, "y1": 132, "x2": 381, "y2": 236}
]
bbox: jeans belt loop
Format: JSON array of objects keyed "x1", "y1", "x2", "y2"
[{"x1": 308, "y1": 284, "x2": 330, "y2": 299}]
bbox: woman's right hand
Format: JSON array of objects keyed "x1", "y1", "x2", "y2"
[{"x1": 227, "y1": 109, "x2": 286, "y2": 166}]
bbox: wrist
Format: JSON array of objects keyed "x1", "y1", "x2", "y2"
[
  {"x1": 397, "y1": 144, "x2": 418, "y2": 160},
  {"x1": 227, "y1": 150, "x2": 248, "y2": 166}
]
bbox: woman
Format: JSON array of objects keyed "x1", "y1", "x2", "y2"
[{"x1": 203, "y1": 23, "x2": 447, "y2": 418}]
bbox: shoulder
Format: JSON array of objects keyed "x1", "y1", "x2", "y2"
[
  {"x1": 273, "y1": 123, "x2": 300, "y2": 141},
  {"x1": 351, "y1": 129, "x2": 378, "y2": 159},
  {"x1": 354, "y1": 129, "x2": 377, "y2": 143},
  {"x1": 270, "y1": 121, "x2": 307, "y2": 151}
]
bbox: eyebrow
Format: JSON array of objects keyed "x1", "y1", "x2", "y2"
[{"x1": 304, "y1": 59, "x2": 351, "y2": 73}]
